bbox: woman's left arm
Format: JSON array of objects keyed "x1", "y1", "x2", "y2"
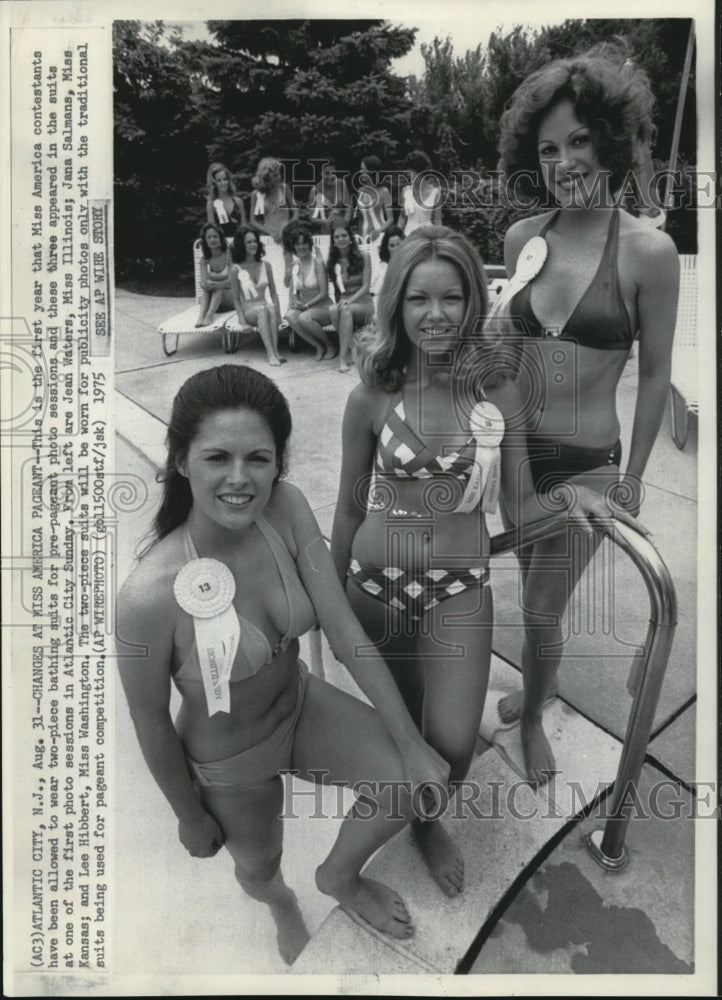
[
  {"x1": 234, "y1": 196, "x2": 247, "y2": 227},
  {"x1": 623, "y1": 230, "x2": 680, "y2": 511},
  {"x1": 277, "y1": 484, "x2": 450, "y2": 789}
]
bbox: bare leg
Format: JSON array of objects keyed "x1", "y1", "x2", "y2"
[
  {"x1": 298, "y1": 306, "x2": 334, "y2": 360},
  {"x1": 346, "y1": 578, "x2": 492, "y2": 898},
  {"x1": 285, "y1": 308, "x2": 325, "y2": 356},
  {"x1": 245, "y1": 303, "x2": 283, "y2": 366},
  {"x1": 336, "y1": 303, "x2": 354, "y2": 372},
  {"x1": 198, "y1": 776, "x2": 309, "y2": 965},
  {"x1": 291, "y1": 677, "x2": 417, "y2": 939}
]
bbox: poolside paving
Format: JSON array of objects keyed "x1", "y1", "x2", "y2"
[{"x1": 112, "y1": 287, "x2": 703, "y2": 984}]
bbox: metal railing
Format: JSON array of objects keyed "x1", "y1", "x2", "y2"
[{"x1": 489, "y1": 512, "x2": 678, "y2": 870}]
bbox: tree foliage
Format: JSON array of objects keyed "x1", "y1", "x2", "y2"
[{"x1": 113, "y1": 17, "x2": 697, "y2": 281}]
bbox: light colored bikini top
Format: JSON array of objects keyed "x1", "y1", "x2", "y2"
[{"x1": 173, "y1": 519, "x2": 316, "y2": 683}]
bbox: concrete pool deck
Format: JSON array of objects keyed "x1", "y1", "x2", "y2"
[{"x1": 111, "y1": 286, "x2": 707, "y2": 987}]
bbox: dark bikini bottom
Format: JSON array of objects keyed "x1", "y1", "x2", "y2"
[{"x1": 527, "y1": 437, "x2": 621, "y2": 494}]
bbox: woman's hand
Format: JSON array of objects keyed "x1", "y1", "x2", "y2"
[
  {"x1": 567, "y1": 483, "x2": 650, "y2": 536},
  {"x1": 178, "y1": 810, "x2": 225, "y2": 858},
  {"x1": 608, "y1": 474, "x2": 644, "y2": 518},
  {"x1": 397, "y1": 734, "x2": 451, "y2": 817}
]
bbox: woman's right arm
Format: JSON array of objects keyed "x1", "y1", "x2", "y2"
[
  {"x1": 116, "y1": 576, "x2": 224, "y2": 857},
  {"x1": 229, "y1": 265, "x2": 249, "y2": 323},
  {"x1": 330, "y1": 383, "x2": 378, "y2": 585}
]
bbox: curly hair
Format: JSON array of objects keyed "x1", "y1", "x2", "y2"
[
  {"x1": 281, "y1": 220, "x2": 314, "y2": 255},
  {"x1": 149, "y1": 365, "x2": 292, "y2": 546},
  {"x1": 378, "y1": 225, "x2": 406, "y2": 263},
  {"x1": 327, "y1": 222, "x2": 365, "y2": 293},
  {"x1": 198, "y1": 222, "x2": 227, "y2": 260},
  {"x1": 356, "y1": 225, "x2": 501, "y2": 394},
  {"x1": 499, "y1": 48, "x2": 655, "y2": 201},
  {"x1": 406, "y1": 149, "x2": 433, "y2": 174},
  {"x1": 252, "y1": 157, "x2": 283, "y2": 194},
  {"x1": 231, "y1": 226, "x2": 266, "y2": 264}
]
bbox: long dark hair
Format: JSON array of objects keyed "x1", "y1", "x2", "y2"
[
  {"x1": 327, "y1": 222, "x2": 364, "y2": 291},
  {"x1": 231, "y1": 226, "x2": 265, "y2": 264},
  {"x1": 149, "y1": 365, "x2": 292, "y2": 546}
]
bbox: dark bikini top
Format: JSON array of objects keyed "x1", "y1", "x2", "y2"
[
  {"x1": 173, "y1": 519, "x2": 316, "y2": 684},
  {"x1": 510, "y1": 210, "x2": 635, "y2": 351},
  {"x1": 375, "y1": 395, "x2": 476, "y2": 480}
]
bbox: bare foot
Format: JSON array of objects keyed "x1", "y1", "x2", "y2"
[
  {"x1": 497, "y1": 686, "x2": 558, "y2": 724},
  {"x1": 269, "y1": 890, "x2": 310, "y2": 965},
  {"x1": 314, "y1": 347, "x2": 325, "y2": 361},
  {"x1": 520, "y1": 715, "x2": 556, "y2": 787},
  {"x1": 411, "y1": 820, "x2": 463, "y2": 897},
  {"x1": 268, "y1": 357, "x2": 282, "y2": 366},
  {"x1": 316, "y1": 867, "x2": 413, "y2": 939},
  {"x1": 324, "y1": 347, "x2": 338, "y2": 360},
  {"x1": 338, "y1": 362, "x2": 351, "y2": 373}
]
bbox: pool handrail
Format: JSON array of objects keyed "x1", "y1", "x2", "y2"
[{"x1": 489, "y1": 511, "x2": 678, "y2": 870}]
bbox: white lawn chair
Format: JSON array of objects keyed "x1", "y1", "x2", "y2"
[
  {"x1": 669, "y1": 254, "x2": 697, "y2": 449},
  {"x1": 157, "y1": 240, "x2": 239, "y2": 356}
]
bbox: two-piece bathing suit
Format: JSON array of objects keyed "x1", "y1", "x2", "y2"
[
  {"x1": 175, "y1": 519, "x2": 316, "y2": 790},
  {"x1": 347, "y1": 396, "x2": 491, "y2": 622},
  {"x1": 510, "y1": 208, "x2": 634, "y2": 493}
]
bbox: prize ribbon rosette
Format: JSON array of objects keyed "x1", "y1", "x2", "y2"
[
  {"x1": 454, "y1": 401, "x2": 506, "y2": 515},
  {"x1": 254, "y1": 190, "x2": 266, "y2": 217},
  {"x1": 238, "y1": 269, "x2": 258, "y2": 300},
  {"x1": 291, "y1": 261, "x2": 301, "y2": 296},
  {"x1": 483, "y1": 235, "x2": 548, "y2": 334},
  {"x1": 174, "y1": 559, "x2": 240, "y2": 716},
  {"x1": 213, "y1": 198, "x2": 230, "y2": 226}
]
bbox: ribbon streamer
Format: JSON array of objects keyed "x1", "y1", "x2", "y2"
[
  {"x1": 334, "y1": 263, "x2": 345, "y2": 294},
  {"x1": 403, "y1": 186, "x2": 416, "y2": 217},
  {"x1": 455, "y1": 401, "x2": 505, "y2": 515},
  {"x1": 483, "y1": 235, "x2": 548, "y2": 334},
  {"x1": 254, "y1": 190, "x2": 266, "y2": 217},
  {"x1": 291, "y1": 261, "x2": 301, "y2": 295},
  {"x1": 238, "y1": 268, "x2": 258, "y2": 300},
  {"x1": 213, "y1": 198, "x2": 230, "y2": 226},
  {"x1": 174, "y1": 558, "x2": 240, "y2": 716}
]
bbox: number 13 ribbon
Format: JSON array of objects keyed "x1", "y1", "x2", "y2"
[{"x1": 174, "y1": 559, "x2": 240, "y2": 716}]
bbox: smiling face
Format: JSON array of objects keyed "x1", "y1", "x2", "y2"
[
  {"x1": 204, "y1": 227, "x2": 223, "y2": 253},
  {"x1": 243, "y1": 230, "x2": 258, "y2": 259},
  {"x1": 214, "y1": 169, "x2": 230, "y2": 192},
  {"x1": 294, "y1": 233, "x2": 313, "y2": 257},
  {"x1": 181, "y1": 408, "x2": 277, "y2": 533},
  {"x1": 387, "y1": 234, "x2": 403, "y2": 256},
  {"x1": 537, "y1": 98, "x2": 609, "y2": 207},
  {"x1": 402, "y1": 257, "x2": 466, "y2": 353},
  {"x1": 332, "y1": 226, "x2": 352, "y2": 254}
]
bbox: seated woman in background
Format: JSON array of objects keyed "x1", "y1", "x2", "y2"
[
  {"x1": 230, "y1": 226, "x2": 284, "y2": 367},
  {"x1": 283, "y1": 224, "x2": 336, "y2": 361},
  {"x1": 196, "y1": 222, "x2": 234, "y2": 328},
  {"x1": 398, "y1": 150, "x2": 442, "y2": 233},
  {"x1": 206, "y1": 162, "x2": 246, "y2": 244},
  {"x1": 354, "y1": 155, "x2": 393, "y2": 243},
  {"x1": 117, "y1": 364, "x2": 449, "y2": 964},
  {"x1": 372, "y1": 224, "x2": 406, "y2": 297},
  {"x1": 327, "y1": 221, "x2": 373, "y2": 373}
]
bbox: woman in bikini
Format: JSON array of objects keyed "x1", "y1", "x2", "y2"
[
  {"x1": 327, "y1": 222, "x2": 374, "y2": 373},
  {"x1": 230, "y1": 226, "x2": 284, "y2": 366},
  {"x1": 330, "y1": 226, "x2": 632, "y2": 897},
  {"x1": 496, "y1": 50, "x2": 679, "y2": 784},
  {"x1": 283, "y1": 224, "x2": 335, "y2": 360},
  {"x1": 195, "y1": 222, "x2": 234, "y2": 327},
  {"x1": 249, "y1": 157, "x2": 296, "y2": 244},
  {"x1": 354, "y1": 155, "x2": 393, "y2": 243},
  {"x1": 117, "y1": 364, "x2": 449, "y2": 965},
  {"x1": 372, "y1": 225, "x2": 406, "y2": 298},
  {"x1": 206, "y1": 162, "x2": 246, "y2": 245},
  {"x1": 398, "y1": 150, "x2": 442, "y2": 234}
]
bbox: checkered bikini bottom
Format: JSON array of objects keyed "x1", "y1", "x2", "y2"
[{"x1": 347, "y1": 558, "x2": 490, "y2": 622}]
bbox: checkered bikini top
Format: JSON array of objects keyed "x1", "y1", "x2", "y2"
[{"x1": 375, "y1": 395, "x2": 476, "y2": 480}]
